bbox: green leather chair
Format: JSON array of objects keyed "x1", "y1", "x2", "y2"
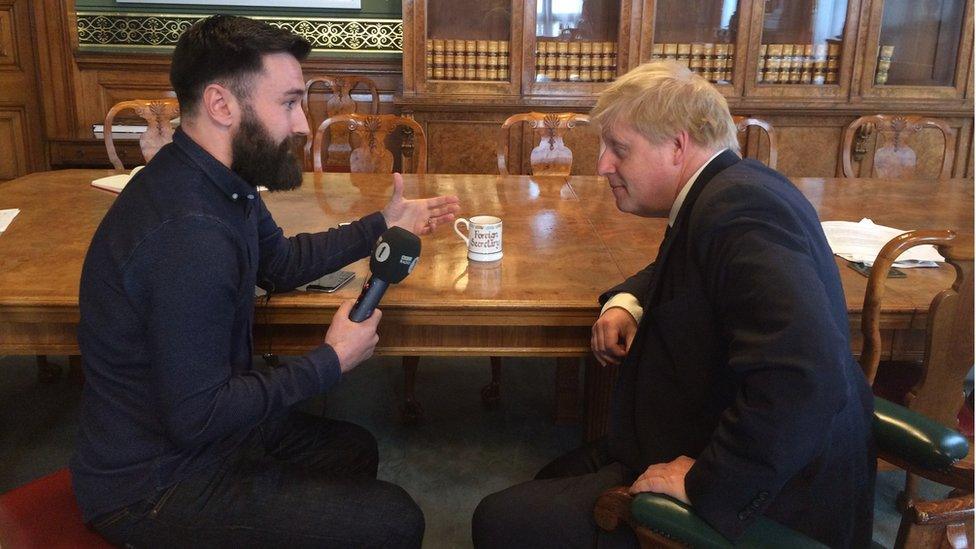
[{"x1": 594, "y1": 396, "x2": 972, "y2": 548}]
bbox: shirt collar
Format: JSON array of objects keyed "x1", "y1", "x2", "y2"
[
  {"x1": 667, "y1": 148, "x2": 728, "y2": 227},
  {"x1": 172, "y1": 127, "x2": 257, "y2": 203}
]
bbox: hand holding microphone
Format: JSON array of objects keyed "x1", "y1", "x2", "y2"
[{"x1": 349, "y1": 226, "x2": 421, "y2": 322}]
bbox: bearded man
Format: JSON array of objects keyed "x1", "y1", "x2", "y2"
[{"x1": 72, "y1": 15, "x2": 458, "y2": 548}]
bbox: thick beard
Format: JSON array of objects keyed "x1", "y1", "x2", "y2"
[{"x1": 230, "y1": 109, "x2": 303, "y2": 192}]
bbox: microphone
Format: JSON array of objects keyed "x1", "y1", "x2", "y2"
[{"x1": 349, "y1": 226, "x2": 421, "y2": 322}]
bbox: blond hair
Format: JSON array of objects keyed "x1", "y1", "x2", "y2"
[{"x1": 591, "y1": 60, "x2": 738, "y2": 152}]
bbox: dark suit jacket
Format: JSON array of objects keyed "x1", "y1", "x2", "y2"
[{"x1": 601, "y1": 150, "x2": 875, "y2": 547}]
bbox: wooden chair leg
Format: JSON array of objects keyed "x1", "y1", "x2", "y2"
[
  {"x1": 481, "y1": 357, "x2": 502, "y2": 408},
  {"x1": 554, "y1": 357, "x2": 581, "y2": 425},
  {"x1": 401, "y1": 356, "x2": 424, "y2": 423},
  {"x1": 68, "y1": 355, "x2": 85, "y2": 385},
  {"x1": 898, "y1": 472, "x2": 919, "y2": 512},
  {"x1": 36, "y1": 355, "x2": 61, "y2": 383}
]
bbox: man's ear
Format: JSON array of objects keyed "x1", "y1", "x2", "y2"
[
  {"x1": 671, "y1": 131, "x2": 691, "y2": 165},
  {"x1": 200, "y1": 83, "x2": 239, "y2": 129}
]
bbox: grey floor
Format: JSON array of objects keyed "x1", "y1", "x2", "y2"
[{"x1": 0, "y1": 354, "x2": 951, "y2": 548}]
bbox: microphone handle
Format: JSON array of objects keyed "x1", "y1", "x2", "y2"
[{"x1": 349, "y1": 277, "x2": 389, "y2": 322}]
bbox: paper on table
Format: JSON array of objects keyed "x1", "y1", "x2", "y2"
[
  {"x1": 0, "y1": 209, "x2": 19, "y2": 233},
  {"x1": 821, "y1": 218, "x2": 943, "y2": 268},
  {"x1": 91, "y1": 165, "x2": 145, "y2": 194}
]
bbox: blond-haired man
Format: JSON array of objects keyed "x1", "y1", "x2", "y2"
[{"x1": 472, "y1": 62, "x2": 874, "y2": 548}]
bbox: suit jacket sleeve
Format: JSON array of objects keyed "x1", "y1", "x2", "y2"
[
  {"x1": 599, "y1": 262, "x2": 655, "y2": 306},
  {"x1": 682, "y1": 182, "x2": 852, "y2": 539}
]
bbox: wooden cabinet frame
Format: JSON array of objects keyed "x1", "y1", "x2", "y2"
[
  {"x1": 856, "y1": 0, "x2": 973, "y2": 100},
  {"x1": 742, "y1": 0, "x2": 865, "y2": 100},
  {"x1": 402, "y1": 0, "x2": 525, "y2": 96}
]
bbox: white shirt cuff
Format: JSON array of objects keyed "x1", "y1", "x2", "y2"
[{"x1": 601, "y1": 293, "x2": 643, "y2": 324}]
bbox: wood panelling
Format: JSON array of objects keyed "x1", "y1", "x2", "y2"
[
  {"x1": 776, "y1": 123, "x2": 846, "y2": 178},
  {"x1": 0, "y1": 0, "x2": 44, "y2": 179},
  {"x1": 426, "y1": 119, "x2": 502, "y2": 174},
  {"x1": 0, "y1": 108, "x2": 27, "y2": 179}
]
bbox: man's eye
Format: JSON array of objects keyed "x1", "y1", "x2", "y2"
[{"x1": 285, "y1": 100, "x2": 296, "y2": 109}]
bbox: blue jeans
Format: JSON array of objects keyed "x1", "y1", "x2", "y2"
[{"x1": 91, "y1": 412, "x2": 424, "y2": 548}]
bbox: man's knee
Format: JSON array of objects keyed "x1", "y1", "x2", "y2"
[
  {"x1": 472, "y1": 489, "x2": 527, "y2": 547},
  {"x1": 365, "y1": 481, "x2": 425, "y2": 548},
  {"x1": 340, "y1": 420, "x2": 379, "y2": 474}
]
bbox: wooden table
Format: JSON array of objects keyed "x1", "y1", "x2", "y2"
[{"x1": 1, "y1": 170, "x2": 972, "y2": 437}]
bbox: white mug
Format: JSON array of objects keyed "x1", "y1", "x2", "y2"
[{"x1": 454, "y1": 215, "x2": 503, "y2": 261}]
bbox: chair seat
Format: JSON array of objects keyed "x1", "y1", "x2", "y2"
[{"x1": 0, "y1": 469, "x2": 113, "y2": 548}]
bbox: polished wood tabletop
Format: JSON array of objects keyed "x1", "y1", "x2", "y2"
[{"x1": 0, "y1": 169, "x2": 972, "y2": 358}]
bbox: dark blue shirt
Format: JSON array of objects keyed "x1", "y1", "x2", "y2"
[{"x1": 71, "y1": 128, "x2": 387, "y2": 522}]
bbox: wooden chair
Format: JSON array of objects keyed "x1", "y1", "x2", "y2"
[
  {"x1": 860, "y1": 230, "x2": 974, "y2": 509},
  {"x1": 312, "y1": 113, "x2": 427, "y2": 420},
  {"x1": 732, "y1": 116, "x2": 777, "y2": 169},
  {"x1": 841, "y1": 115, "x2": 955, "y2": 180},
  {"x1": 497, "y1": 112, "x2": 591, "y2": 176},
  {"x1": 103, "y1": 98, "x2": 180, "y2": 171},
  {"x1": 312, "y1": 113, "x2": 426, "y2": 175},
  {"x1": 302, "y1": 76, "x2": 380, "y2": 170},
  {"x1": 493, "y1": 112, "x2": 591, "y2": 416},
  {"x1": 593, "y1": 230, "x2": 975, "y2": 548},
  {"x1": 594, "y1": 396, "x2": 972, "y2": 548}
]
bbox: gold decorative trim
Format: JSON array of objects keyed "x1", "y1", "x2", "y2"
[{"x1": 76, "y1": 12, "x2": 402, "y2": 53}]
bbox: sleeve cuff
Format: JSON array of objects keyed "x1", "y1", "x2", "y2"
[
  {"x1": 601, "y1": 293, "x2": 643, "y2": 323},
  {"x1": 305, "y1": 344, "x2": 343, "y2": 393},
  {"x1": 361, "y1": 211, "x2": 388, "y2": 242}
]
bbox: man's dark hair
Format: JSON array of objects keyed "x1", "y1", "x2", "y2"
[{"x1": 170, "y1": 15, "x2": 311, "y2": 116}]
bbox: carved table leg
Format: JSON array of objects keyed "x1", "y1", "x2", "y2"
[
  {"x1": 584, "y1": 355, "x2": 619, "y2": 442},
  {"x1": 401, "y1": 356, "x2": 424, "y2": 423},
  {"x1": 36, "y1": 355, "x2": 61, "y2": 384},
  {"x1": 554, "y1": 357, "x2": 581, "y2": 425},
  {"x1": 481, "y1": 357, "x2": 502, "y2": 408}
]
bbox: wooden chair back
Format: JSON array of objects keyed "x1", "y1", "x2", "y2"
[
  {"x1": 733, "y1": 116, "x2": 778, "y2": 169},
  {"x1": 103, "y1": 98, "x2": 180, "y2": 171},
  {"x1": 859, "y1": 230, "x2": 974, "y2": 430},
  {"x1": 312, "y1": 113, "x2": 427, "y2": 174},
  {"x1": 302, "y1": 76, "x2": 380, "y2": 170},
  {"x1": 841, "y1": 115, "x2": 955, "y2": 180},
  {"x1": 497, "y1": 112, "x2": 590, "y2": 175}
]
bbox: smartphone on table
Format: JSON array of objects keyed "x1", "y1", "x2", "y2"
[{"x1": 306, "y1": 270, "x2": 355, "y2": 292}]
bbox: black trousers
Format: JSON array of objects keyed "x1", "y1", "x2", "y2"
[
  {"x1": 92, "y1": 411, "x2": 424, "y2": 548},
  {"x1": 472, "y1": 440, "x2": 640, "y2": 548}
]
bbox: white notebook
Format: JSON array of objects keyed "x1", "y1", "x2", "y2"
[{"x1": 91, "y1": 165, "x2": 144, "y2": 194}]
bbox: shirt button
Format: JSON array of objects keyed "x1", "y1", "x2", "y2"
[
  {"x1": 231, "y1": 193, "x2": 238, "y2": 200},
  {"x1": 247, "y1": 194, "x2": 254, "y2": 200},
  {"x1": 737, "y1": 511, "x2": 748, "y2": 521}
]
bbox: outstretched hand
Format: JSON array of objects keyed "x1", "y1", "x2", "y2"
[{"x1": 382, "y1": 173, "x2": 461, "y2": 236}]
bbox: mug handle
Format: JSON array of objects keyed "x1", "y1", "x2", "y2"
[{"x1": 454, "y1": 218, "x2": 470, "y2": 246}]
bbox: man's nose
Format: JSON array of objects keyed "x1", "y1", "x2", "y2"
[
  {"x1": 597, "y1": 150, "x2": 616, "y2": 177},
  {"x1": 294, "y1": 110, "x2": 310, "y2": 136}
]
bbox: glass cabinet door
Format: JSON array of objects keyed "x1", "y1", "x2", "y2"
[
  {"x1": 859, "y1": 0, "x2": 971, "y2": 99},
  {"x1": 524, "y1": 0, "x2": 633, "y2": 95},
  {"x1": 745, "y1": 0, "x2": 857, "y2": 97},
  {"x1": 422, "y1": 0, "x2": 520, "y2": 94},
  {"x1": 647, "y1": 0, "x2": 742, "y2": 88}
]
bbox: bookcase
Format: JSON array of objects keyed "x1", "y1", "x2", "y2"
[{"x1": 398, "y1": 0, "x2": 973, "y2": 178}]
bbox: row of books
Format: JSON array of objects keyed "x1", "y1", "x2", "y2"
[
  {"x1": 426, "y1": 39, "x2": 511, "y2": 81},
  {"x1": 534, "y1": 40, "x2": 617, "y2": 82},
  {"x1": 756, "y1": 42, "x2": 842, "y2": 85},
  {"x1": 649, "y1": 42, "x2": 734, "y2": 83},
  {"x1": 875, "y1": 45, "x2": 894, "y2": 85}
]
